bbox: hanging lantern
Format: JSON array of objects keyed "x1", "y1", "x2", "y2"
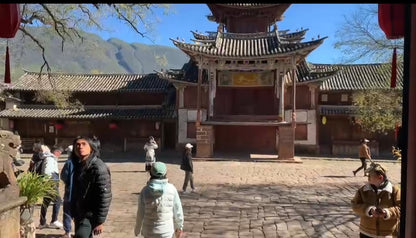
[
  {"x1": 321, "y1": 116, "x2": 327, "y2": 125},
  {"x1": 378, "y1": 4, "x2": 405, "y2": 39},
  {"x1": 0, "y1": 4, "x2": 21, "y2": 38},
  {"x1": 0, "y1": 4, "x2": 21, "y2": 84},
  {"x1": 378, "y1": 4, "x2": 405, "y2": 89},
  {"x1": 55, "y1": 123, "x2": 64, "y2": 130},
  {"x1": 109, "y1": 122, "x2": 118, "y2": 129}
]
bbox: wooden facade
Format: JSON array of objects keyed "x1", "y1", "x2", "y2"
[
  {"x1": 0, "y1": 4, "x2": 403, "y2": 158},
  {"x1": 166, "y1": 4, "x2": 335, "y2": 158},
  {"x1": 0, "y1": 72, "x2": 177, "y2": 153}
]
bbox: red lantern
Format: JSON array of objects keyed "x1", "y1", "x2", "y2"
[
  {"x1": 0, "y1": 4, "x2": 21, "y2": 38},
  {"x1": 55, "y1": 123, "x2": 64, "y2": 130},
  {"x1": 378, "y1": 4, "x2": 404, "y2": 88},
  {"x1": 378, "y1": 4, "x2": 405, "y2": 39},
  {"x1": 109, "y1": 122, "x2": 118, "y2": 129},
  {"x1": 0, "y1": 4, "x2": 21, "y2": 84}
]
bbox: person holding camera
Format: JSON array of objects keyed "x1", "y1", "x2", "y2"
[
  {"x1": 143, "y1": 136, "x2": 158, "y2": 171},
  {"x1": 351, "y1": 163, "x2": 401, "y2": 238}
]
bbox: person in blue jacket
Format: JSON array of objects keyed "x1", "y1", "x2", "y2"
[{"x1": 60, "y1": 144, "x2": 74, "y2": 238}]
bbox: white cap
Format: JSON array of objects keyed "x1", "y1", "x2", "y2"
[
  {"x1": 364, "y1": 139, "x2": 369, "y2": 143},
  {"x1": 185, "y1": 143, "x2": 193, "y2": 149}
]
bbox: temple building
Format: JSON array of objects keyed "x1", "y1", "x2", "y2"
[
  {"x1": 158, "y1": 4, "x2": 337, "y2": 158},
  {"x1": 0, "y1": 4, "x2": 402, "y2": 158}
]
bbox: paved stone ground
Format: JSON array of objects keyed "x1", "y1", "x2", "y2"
[{"x1": 18, "y1": 153, "x2": 401, "y2": 238}]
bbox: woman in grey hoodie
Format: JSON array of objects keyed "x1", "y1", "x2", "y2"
[{"x1": 135, "y1": 162, "x2": 184, "y2": 238}]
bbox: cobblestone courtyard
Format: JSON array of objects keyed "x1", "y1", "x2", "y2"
[{"x1": 26, "y1": 155, "x2": 401, "y2": 238}]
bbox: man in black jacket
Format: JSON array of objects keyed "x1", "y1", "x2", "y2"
[
  {"x1": 180, "y1": 143, "x2": 196, "y2": 193},
  {"x1": 70, "y1": 136, "x2": 112, "y2": 238}
]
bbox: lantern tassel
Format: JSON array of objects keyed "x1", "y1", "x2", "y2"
[
  {"x1": 4, "y1": 44, "x2": 11, "y2": 84},
  {"x1": 391, "y1": 47, "x2": 397, "y2": 88}
]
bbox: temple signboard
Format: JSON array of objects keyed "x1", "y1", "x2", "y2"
[{"x1": 218, "y1": 71, "x2": 274, "y2": 87}]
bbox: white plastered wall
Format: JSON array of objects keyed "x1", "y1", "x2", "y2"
[
  {"x1": 177, "y1": 108, "x2": 207, "y2": 144},
  {"x1": 284, "y1": 109, "x2": 317, "y2": 145}
]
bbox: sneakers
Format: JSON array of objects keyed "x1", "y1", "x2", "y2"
[
  {"x1": 49, "y1": 220, "x2": 64, "y2": 229},
  {"x1": 192, "y1": 188, "x2": 197, "y2": 193},
  {"x1": 37, "y1": 223, "x2": 48, "y2": 229},
  {"x1": 60, "y1": 233, "x2": 71, "y2": 238},
  {"x1": 182, "y1": 190, "x2": 191, "y2": 194}
]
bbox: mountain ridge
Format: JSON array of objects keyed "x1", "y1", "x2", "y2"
[{"x1": 0, "y1": 27, "x2": 189, "y2": 81}]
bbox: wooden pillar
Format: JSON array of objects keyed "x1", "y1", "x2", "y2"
[
  {"x1": 291, "y1": 56, "x2": 297, "y2": 128},
  {"x1": 196, "y1": 67, "x2": 202, "y2": 126},
  {"x1": 279, "y1": 69, "x2": 285, "y2": 120},
  {"x1": 209, "y1": 69, "x2": 216, "y2": 118},
  {"x1": 160, "y1": 121, "x2": 164, "y2": 151},
  {"x1": 310, "y1": 86, "x2": 316, "y2": 109},
  {"x1": 178, "y1": 86, "x2": 185, "y2": 108},
  {"x1": 404, "y1": 4, "x2": 416, "y2": 237}
]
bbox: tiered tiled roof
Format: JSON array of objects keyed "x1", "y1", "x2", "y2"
[
  {"x1": 157, "y1": 59, "x2": 337, "y2": 86},
  {"x1": 155, "y1": 60, "x2": 209, "y2": 85},
  {"x1": 217, "y1": 4, "x2": 282, "y2": 8},
  {"x1": 0, "y1": 105, "x2": 176, "y2": 120},
  {"x1": 207, "y1": 4, "x2": 291, "y2": 23},
  {"x1": 191, "y1": 29, "x2": 307, "y2": 43},
  {"x1": 318, "y1": 63, "x2": 403, "y2": 90},
  {"x1": 290, "y1": 60, "x2": 339, "y2": 85},
  {"x1": 171, "y1": 31, "x2": 326, "y2": 59},
  {"x1": 9, "y1": 71, "x2": 170, "y2": 93}
]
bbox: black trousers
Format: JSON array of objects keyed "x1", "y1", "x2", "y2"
[
  {"x1": 74, "y1": 217, "x2": 93, "y2": 238},
  {"x1": 354, "y1": 157, "x2": 368, "y2": 175}
]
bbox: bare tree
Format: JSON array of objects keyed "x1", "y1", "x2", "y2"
[
  {"x1": 333, "y1": 4, "x2": 403, "y2": 63},
  {"x1": 335, "y1": 4, "x2": 404, "y2": 134}
]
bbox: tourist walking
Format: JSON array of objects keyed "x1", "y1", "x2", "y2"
[
  {"x1": 135, "y1": 162, "x2": 184, "y2": 238},
  {"x1": 353, "y1": 138, "x2": 373, "y2": 176},
  {"x1": 71, "y1": 136, "x2": 112, "y2": 237},
  {"x1": 180, "y1": 143, "x2": 196, "y2": 193},
  {"x1": 27, "y1": 142, "x2": 43, "y2": 174},
  {"x1": 92, "y1": 135, "x2": 101, "y2": 152},
  {"x1": 38, "y1": 145, "x2": 64, "y2": 230},
  {"x1": 60, "y1": 145, "x2": 74, "y2": 238},
  {"x1": 351, "y1": 163, "x2": 401, "y2": 237},
  {"x1": 144, "y1": 136, "x2": 158, "y2": 171}
]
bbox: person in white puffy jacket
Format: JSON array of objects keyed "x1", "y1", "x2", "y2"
[
  {"x1": 143, "y1": 136, "x2": 158, "y2": 171},
  {"x1": 135, "y1": 162, "x2": 184, "y2": 238}
]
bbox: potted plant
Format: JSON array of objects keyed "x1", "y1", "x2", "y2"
[{"x1": 17, "y1": 172, "x2": 58, "y2": 238}]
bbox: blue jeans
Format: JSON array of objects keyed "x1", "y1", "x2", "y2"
[
  {"x1": 63, "y1": 200, "x2": 72, "y2": 233},
  {"x1": 40, "y1": 173, "x2": 62, "y2": 225}
]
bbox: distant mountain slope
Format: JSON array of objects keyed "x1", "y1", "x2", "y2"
[{"x1": 0, "y1": 27, "x2": 189, "y2": 81}]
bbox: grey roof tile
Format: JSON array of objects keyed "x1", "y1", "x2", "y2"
[
  {"x1": 0, "y1": 105, "x2": 176, "y2": 120},
  {"x1": 9, "y1": 72, "x2": 170, "y2": 93},
  {"x1": 172, "y1": 31, "x2": 326, "y2": 58},
  {"x1": 318, "y1": 63, "x2": 403, "y2": 91}
]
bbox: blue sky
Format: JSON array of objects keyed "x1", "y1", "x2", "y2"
[{"x1": 89, "y1": 4, "x2": 376, "y2": 64}]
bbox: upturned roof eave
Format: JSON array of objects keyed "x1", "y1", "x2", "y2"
[{"x1": 171, "y1": 37, "x2": 326, "y2": 60}]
